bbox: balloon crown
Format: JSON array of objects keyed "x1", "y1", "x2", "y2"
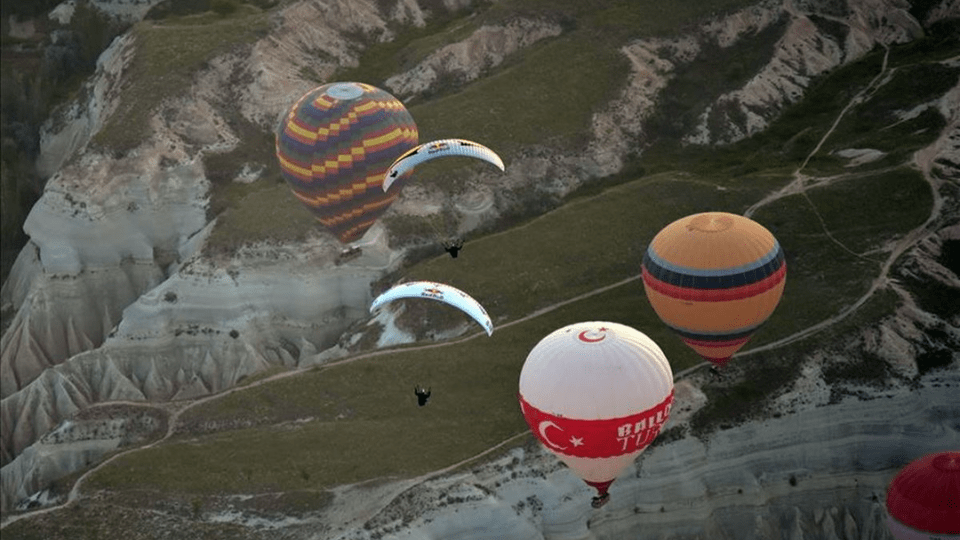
[{"x1": 576, "y1": 327, "x2": 608, "y2": 343}]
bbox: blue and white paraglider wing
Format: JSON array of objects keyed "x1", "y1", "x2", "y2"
[
  {"x1": 370, "y1": 281, "x2": 494, "y2": 336},
  {"x1": 382, "y1": 139, "x2": 505, "y2": 192}
]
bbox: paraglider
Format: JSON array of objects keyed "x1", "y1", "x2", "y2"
[
  {"x1": 381, "y1": 138, "x2": 505, "y2": 192},
  {"x1": 518, "y1": 322, "x2": 674, "y2": 508},
  {"x1": 414, "y1": 385, "x2": 432, "y2": 407},
  {"x1": 885, "y1": 451, "x2": 960, "y2": 540},
  {"x1": 442, "y1": 238, "x2": 464, "y2": 259},
  {"x1": 370, "y1": 281, "x2": 494, "y2": 336},
  {"x1": 276, "y1": 82, "x2": 419, "y2": 244},
  {"x1": 641, "y1": 212, "x2": 786, "y2": 367}
]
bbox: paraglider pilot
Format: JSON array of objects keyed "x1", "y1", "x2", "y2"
[
  {"x1": 443, "y1": 238, "x2": 463, "y2": 259},
  {"x1": 414, "y1": 385, "x2": 431, "y2": 406}
]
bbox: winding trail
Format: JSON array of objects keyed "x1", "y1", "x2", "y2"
[
  {"x1": 740, "y1": 44, "x2": 954, "y2": 356},
  {"x1": 3, "y1": 43, "x2": 956, "y2": 532}
]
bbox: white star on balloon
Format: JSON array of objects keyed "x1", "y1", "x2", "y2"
[{"x1": 570, "y1": 436, "x2": 584, "y2": 447}]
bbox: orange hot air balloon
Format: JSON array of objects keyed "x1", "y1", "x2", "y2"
[
  {"x1": 885, "y1": 451, "x2": 960, "y2": 540},
  {"x1": 276, "y1": 82, "x2": 419, "y2": 244},
  {"x1": 641, "y1": 212, "x2": 786, "y2": 367},
  {"x1": 518, "y1": 322, "x2": 674, "y2": 508}
]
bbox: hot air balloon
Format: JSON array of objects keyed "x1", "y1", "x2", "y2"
[
  {"x1": 370, "y1": 281, "x2": 494, "y2": 336},
  {"x1": 518, "y1": 322, "x2": 674, "y2": 508},
  {"x1": 381, "y1": 138, "x2": 505, "y2": 192},
  {"x1": 276, "y1": 82, "x2": 419, "y2": 244},
  {"x1": 641, "y1": 212, "x2": 786, "y2": 367},
  {"x1": 886, "y1": 451, "x2": 960, "y2": 540}
]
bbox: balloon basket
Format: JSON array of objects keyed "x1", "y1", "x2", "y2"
[
  {"x1": 591, "y1": 493, "x2": 610, "y2": 509},
  {"x1": 335, "y1": 246, "x2": 362, "y2": 265}
]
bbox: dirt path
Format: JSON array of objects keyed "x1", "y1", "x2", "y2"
[
  {"x1": 740, "y1": 45, "x2": 956, "y2": 356},
  {"x1": 0, "y1": 276, "x2": 639, "y2": 528}
]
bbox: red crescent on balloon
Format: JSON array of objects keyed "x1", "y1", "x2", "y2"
[
  {"x1": 578, "y1": 330, "x2": 605, "y2": 343},
  {"x1": 538, "y1": 421, "x2": 567, "y2": 450}
]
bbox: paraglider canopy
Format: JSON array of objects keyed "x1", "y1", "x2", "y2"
[
  {"x1": 370, "y1": 281, "x2": 494, "y2": 336},
  {"x1": 382, "y1": 138, "x2": 505, "y2": 192},
  {"x1": 518, "y1": 322, "x2": 674, "y2": 508},
  {"x1": 885, "y1": 451, "x2": 960, "y2": 539},
  {"x1": 642, "y1": 212, "x2": 786, "y2": 367}
]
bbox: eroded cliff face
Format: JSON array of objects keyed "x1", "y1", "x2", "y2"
[
  {"x1": 0, "y1": 0, "x2": 953, "y2": 520},
  {"x1": 597, "y1": 0, "x2": 944, "y2": 153},
  {"x1": 383, "y1": 19, "x2": 563, "y2": 98},
  {"x1": 319, "y1": 366, "x2": 956, "y2": 540}
]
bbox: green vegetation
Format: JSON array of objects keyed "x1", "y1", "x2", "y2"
[
  {"x1": 690, "y1": 287, "x2": 901, "y2": 437},
  {"x1": 11, "y1": 1, "x2": 953, "y2": 529},
  {"x1": 92, "y1": 282, "x2": 687, "y2": 495},
  {"x1": 804, "y1": 168, "x2": 933, "y2": 254},
  {"x1": 85, "y1": 147, "x2": 934, "y2": 498},
  {"x1": 408, "y1": 33, "x2": 626, "y2": 154},
  {"x1": 93, "y1": 7, "x2": 270, "y2": 153},
  {"x1": 325, "y1": 0, "x2": 763, "y2": 195}
]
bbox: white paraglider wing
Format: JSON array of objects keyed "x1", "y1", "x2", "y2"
[
  {"x1": 382, "y1": 139, "x2": 505, "y2": 191},
  {"x1": 370, "y1": 281, "x2": 494, "y2": 336}
]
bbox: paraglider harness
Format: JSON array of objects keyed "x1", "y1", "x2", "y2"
[
  {"x1": 414, "y1": 385, "x2": 431, "y2": 407},
  {"x1": 442, "y1": 238, "x2": 463, "y2": 259}
]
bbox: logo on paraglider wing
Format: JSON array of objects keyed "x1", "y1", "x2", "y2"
[
  {"x1": 427, "y1": 141, "x2": 450, "y2": 154},
  {"x1": 422, "y1": 287, "x2": 444, "y2": 300}
]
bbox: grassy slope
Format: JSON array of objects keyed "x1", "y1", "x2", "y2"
[
  {"x1": 7, "y1": 5, "x2": 957, "y2": 536},
  {"x1": 81, "y1": 32, "x2": 951, "y2": 495},
  {"x1": 205, "y1": 0, "x2": 767, "y2": 249},
  {"x1": 94, "y1": 4, "x2": 270, "y2": 153}
]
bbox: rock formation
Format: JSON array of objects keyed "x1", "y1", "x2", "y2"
[{"x1": 321, "y1": 366, "x2": 957, "y2": 540}]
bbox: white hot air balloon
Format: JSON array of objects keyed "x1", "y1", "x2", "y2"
[
  {"x1": 370, "y1": 281, "x2": 493, "y2": 336},
  {"x1": 518, "y1": 321, "x2": 674, "y2": 508},
  {"x1": 382, "y1": 138, "x2": 505, "y2": 192}
]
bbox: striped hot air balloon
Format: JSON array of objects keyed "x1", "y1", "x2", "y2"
[
  {"x1": 519, "y1": 322, "x2": 674, "y2": 508},
  {"x1": 641, "y1": 212, "x2": 786, "y2": 367},
  {"x1": 276, "y1": 82, "x2": 419, "y2": 244}
]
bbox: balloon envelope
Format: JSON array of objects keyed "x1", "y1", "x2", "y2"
[
  {"x1": 370, "y1": 281, "x2": 493, "y2": 336},
  {"x1": 382, "y1": 138, "x2": 505, "y2": 192},
  {"x1": 886, "y1": 451, "x2": 960, "y2": 539},
  {"x1": 276, "y1": 82, "x2": 418, "y2": 243},
  {"x1": 641, "y1": 212, "x2": 786, "y2": 366},
  {"x1": 518, "y1": 322, "x2": 674, "y2": 500}
]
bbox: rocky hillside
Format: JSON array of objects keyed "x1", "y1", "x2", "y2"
[{"x1": 1, "y1": 0, "x2": 958, "y2": 535}]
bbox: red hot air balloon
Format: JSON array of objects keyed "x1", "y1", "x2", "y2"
[
  {"x1": 641, "y1": 212, "x2": 786, "y2": 367},
  {"x1": 518, "y1": 322, "x2": 674, "y2": 508},
  {"x1": 886, "y1": 451, "x2": 960, "y2": 540},
  {"x1": 276, "y1": 82, "x2": 419, "y2": 244}
]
